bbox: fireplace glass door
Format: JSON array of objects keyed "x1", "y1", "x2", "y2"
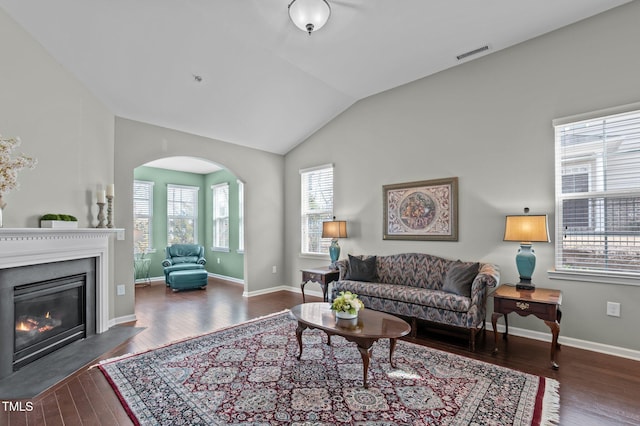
[{"x1": 13, "y1": 275, "x2": 86, "y2": 370}]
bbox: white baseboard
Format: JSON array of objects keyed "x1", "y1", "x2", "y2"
[
  {"x1": 208, "y1": 272, "x2": 244, "y2": 285},
  {"x1": 135, "y1": 276, "x2": 163, "y2": 284},
  {"x1": 243, "y1": 285, "x2": 322, "y2": 299},
  {"x1": 493, "y1": 323, "x2": 640, "y2": 361},
  {"x1": 243, "y1": 285, "x2": 294, "y2": 298},
  {"x1": 108, "y1": 314, "x2": 137, "y2": 328}
]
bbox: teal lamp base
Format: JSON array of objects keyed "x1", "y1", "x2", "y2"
[
  {"x1": 515, "y1": 243, "x2": 536, "y2": 290},
  {"x1": 329, "y1": 239, "x2": 340, "y2": 269}
]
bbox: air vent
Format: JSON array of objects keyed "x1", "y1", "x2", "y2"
[{"x1": 456, "y1": 45, "x2": 490, "y2": 61}]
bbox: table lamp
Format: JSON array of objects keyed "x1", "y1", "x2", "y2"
[
  {"x1": 504, "y1": 211, "x2": 550, "y2": 290},
  {"x1": 322, "y1": 218, "x2": 347, "y2": 269}
]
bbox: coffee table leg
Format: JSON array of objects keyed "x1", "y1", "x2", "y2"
[
  {"x1": 357, "y1": 345, "x2": 373, "y2": 389},
  {"x1": 389, "y1": 338, "x2": 398, "y2": 368},
  {"x1": 295, "y1": 322, "x2": 307, "y2": 360}
]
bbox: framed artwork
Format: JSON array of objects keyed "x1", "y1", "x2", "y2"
[{"x1": 383, "y1": 177, "x2": 458, "y2": 241}]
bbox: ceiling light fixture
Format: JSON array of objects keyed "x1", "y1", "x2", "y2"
[{"x1": 288, "y1": 0, "x2": 331, "y2": 35}]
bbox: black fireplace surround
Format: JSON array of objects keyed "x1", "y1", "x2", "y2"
[{"x1": 0, "y1": 258, "x2": 96, "y2": 380}]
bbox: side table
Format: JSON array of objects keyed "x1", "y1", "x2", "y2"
[
  {"x1": 300, "y1": 267, "x2": 340, "y2": 303},
  {"x1": 491, "y1": 285, "x2": 563, "y2": 369},
  {"x1": 134, "y1": 257, "x2": 151, "y2": 287}
]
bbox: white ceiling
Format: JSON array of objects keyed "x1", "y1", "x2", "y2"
[{"x1": 0, "y1": 0, "x2": 631, "y2": 155}]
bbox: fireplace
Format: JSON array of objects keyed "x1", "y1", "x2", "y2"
[
  {"x1": 0, "y1": 228, "x2": 118, "y2": 381},
  {"x1": 0, "y1": 256, "x2": 97, "y2": 379},
  {"x1": 13, "y1": 271, "x2": 93, "y2": 370}
]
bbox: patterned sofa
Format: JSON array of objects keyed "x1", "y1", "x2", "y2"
[{"x1": 330, "y1": 253, "x2": 500, "y2": 350}]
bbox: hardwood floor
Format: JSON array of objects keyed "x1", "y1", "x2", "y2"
[{"x1": 2, "y1": 278, "x2": 639, "y2": 425}]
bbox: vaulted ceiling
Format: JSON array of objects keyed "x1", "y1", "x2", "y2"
[{"x1": 0, "y1": 0, "x2": 631, "y2": 154}]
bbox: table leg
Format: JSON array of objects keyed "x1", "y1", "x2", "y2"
[
  {"x1": 491, "y1": 312, "x2": 501, "y2": 353},
  {"x1": 544, "y1": 320, "x2": 560, "y2": 370},
  {"x1": 357, "y1": 345, "x2": 374, "y2": 389},
  {"x1": 300, "y1": 281, "x2": 307, "y2": 303},
  {"x1": 295, "y1": 322, "x2": 307, "y2": 360},
  {"x1": 389, "y1": 338, "x2": 398, "y2": 368}
]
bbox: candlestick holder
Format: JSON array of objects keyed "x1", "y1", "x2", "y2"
[
  {"x1": 106, "y1": 195, "x2": 114, "y2": 228},
  {"x1": 96, "y1": 202, "x2": 106, "y2": 228}
]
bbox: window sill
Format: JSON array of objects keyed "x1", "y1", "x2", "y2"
[
  {"x1": 211, "y1": 247, "x2": 230, "y2": 253},
  {"x1": 299, "y1": 253, "x2": 330, "y2": 261},
  {"x1": 548, "y1": 269, "x2": 640, "y2": 286}
]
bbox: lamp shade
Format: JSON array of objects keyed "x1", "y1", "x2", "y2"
[
  {"x1": 504, "y1": 215, "x2": 550, "y2": 243},
  {"x1": 322, "y1": 220, "x2": 347, "y2": 239},
  {"x1": 288, "y1": 0, "x2": 331, "y2": 34}
]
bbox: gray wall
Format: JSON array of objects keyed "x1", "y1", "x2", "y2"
[
  {"x1": 285, "y1": 2, "x2": 640, "y2": 352},
  {"x1": 0, "y1": 8, "x2": 117, "y2": 318},
  {"x1": 114, "y1": 118, "x2": 284, "y2": 319}
]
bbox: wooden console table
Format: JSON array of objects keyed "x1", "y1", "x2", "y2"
[
  {"x1": 491, "y1": 285, "x2": 563, "y2": 369},
  {"x1": 300, "y1": 267, "x2": 340, "y2": 303}
]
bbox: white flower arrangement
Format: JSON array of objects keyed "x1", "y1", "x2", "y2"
[
  {"x1": 331, "y1": 291, "x2": 365, "y2": 315},
  {"x1": 0, "y1": 135, "x2": 37, "y2": 198}
]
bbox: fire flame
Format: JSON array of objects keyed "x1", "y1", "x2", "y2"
[{"x1": 16, "y1": 321, "x2": 32, "y2": 332}]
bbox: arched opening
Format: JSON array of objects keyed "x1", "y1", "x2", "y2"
[{"x1": 132, "y1": 156, "x2": 246, "y2": 292}]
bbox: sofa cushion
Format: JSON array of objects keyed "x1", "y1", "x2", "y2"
[
  {"x1": 375, "y1": 253, "x2": 453, "y2": 289},
  {"x1": 333, "y1": 280, "x2": 471, "y2": 313},
  {"x1": 442, "y1": 261, "x2": 479, "y2": 297},
  {"x1": 344, "y1": 255, "x2": 377, "y2": 281}
]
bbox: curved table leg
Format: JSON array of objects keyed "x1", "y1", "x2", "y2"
[
  {"x1": 295, "y1": 322, "x2": 307, "y2": 360},
  {"x1": 544, "y1": 320, "x2": 560, "y2": 370},
  {"x1": 389, "y1": 338, "x2": 398, "y2": 368},
  {"x1": 357, "y1": 345, "x2": 374, "y2": 389}
]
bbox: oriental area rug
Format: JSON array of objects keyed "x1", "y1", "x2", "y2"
[{"x1": 98, "y1": 311, "x2": 559, "y2": 425}]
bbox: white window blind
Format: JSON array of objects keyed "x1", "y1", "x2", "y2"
[
  {"x1": 212, "y1": 183, "x2": 229, "y2": 251},
  {"x1": 554, "y1": 108, "x2": 640, "y2": 276},
  {"x1": 133, "y1": 180, "x2": 154, "y2": 254},
  {"x1": 167, "y1": 184, "x2": 199, "y2": 244},
  {"x1": 300, "y1": 164, "x2": 333, "y2": 255}
]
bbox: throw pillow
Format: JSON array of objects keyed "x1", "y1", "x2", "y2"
[
  {"x1": 442, "y1": 261, "x2": 480, "y2": 297},
  {"x1": 345, "y1": 255, "x2": 377, "y2": 282}
]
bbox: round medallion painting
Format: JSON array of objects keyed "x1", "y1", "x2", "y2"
[{"x1": 398, "y1": 191, "x2": 437, "y2": 231}]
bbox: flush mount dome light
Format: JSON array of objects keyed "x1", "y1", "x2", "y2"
[{"x1": 288, "y1": 0, "x2": 331, "y2": 35}]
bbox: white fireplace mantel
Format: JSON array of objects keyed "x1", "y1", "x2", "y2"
[{"x1": 0, "y1": 228, "x2": 125, "y2": 333}]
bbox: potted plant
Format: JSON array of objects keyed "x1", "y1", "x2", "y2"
[
  {"x1": 40, "y1": 214, "x2": 79, "y2": 229},
  {"x1": 331, "y1": 291, "x2": 365, "y2": 319}
]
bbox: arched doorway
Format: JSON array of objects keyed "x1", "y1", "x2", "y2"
[{"x1": 132, "y1": 156, "x2": 245, "y2": 291}]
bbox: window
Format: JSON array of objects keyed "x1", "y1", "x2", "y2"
[
  {"x1": 133, "y1": 180, "x2": 154, "y2": 254},
  {"x1": 237, "y1": 180, "x2": 244, "y2": 253},
  {"x1": 167, "y1": 184, "x2": 199, "y2": 244},
  {"x1": 212, "y1": 183, "x2": 229, "y2": 251},
  {"x1": 554, "y1": 107, "x2": 640, "y2": 277},
  {"x1": 300, "y1": 164, "x2": 333, "y2": 255}
]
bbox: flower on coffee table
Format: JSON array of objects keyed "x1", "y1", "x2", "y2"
[{"x1": 331, "y1": 291, "x2": 365, "y2": 315}]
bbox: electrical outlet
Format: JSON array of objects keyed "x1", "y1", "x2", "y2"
[
  {"x1": 117, "y1": 284, "x2": 125, "y2": 296},
  {"x1": 606, "y1": 301, "x2": 621, "y2": 317},
  {"x1": 272, "y1": 265, "x2": 277, "y2": 274},
  {"x1": 217, "y1": 258, "x2": 221, "y2": 264}
]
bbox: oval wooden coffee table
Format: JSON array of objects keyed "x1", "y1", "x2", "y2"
[{"x1": 290, "y1": 302, "x2": 411, "y2": 388}]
